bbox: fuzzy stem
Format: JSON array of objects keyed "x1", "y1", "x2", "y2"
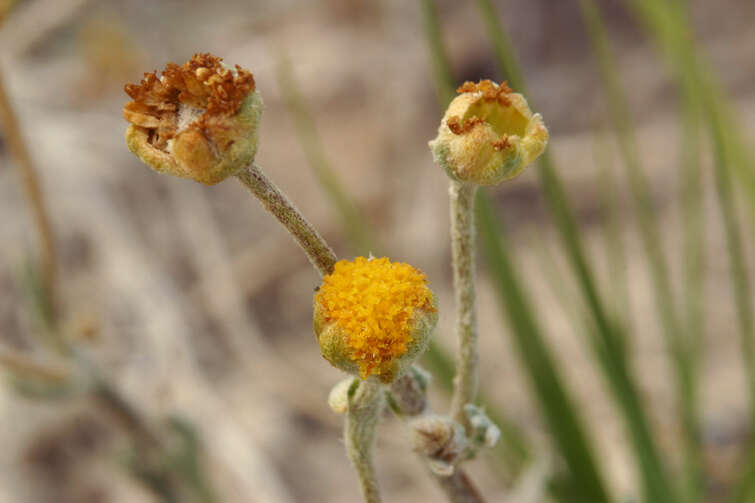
[
  {"x1": 449, "y1": 182, "x2": 479, "y2": 429},
  {"x1": 345, "y1": 379, "x2": 384, "y2": 503},
  {"x1": 0, "y1": 66, "x2": 58, "y2": 310},
  {"x1": 236, "y1": 163, "x2": 337, "y2": 276},
  {"x1": 236, "y1": 161, "x2": 485, "y2": 502},
  {"x1": 433, "y1": 471, "x2": 486, "y2": 503},
  {"x1": 390, "y1": 371, "x2": 487, "y2": 503}
]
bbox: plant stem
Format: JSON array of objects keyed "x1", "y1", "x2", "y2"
[
  {"x1": 345, "y1": 379, "x2": 384, "y2": 503},
  {"x1": 236, "y1": 163, "x2": 337, "y2": 276},
  {"x1": 390, "y1": 371, "x2": 486, "y2": 503},
  {"x1": 0, "y1": 65, "x2": 58, "y2": 311},
  {"x1": 433, "y1": 471, "x2": 486, "y2": 503},
  {"x1": 237, "y1": 160, "x2": 487, "y2": 502},
  {"x1": 449, "y1": 182, "x2": 479, "y2": 429}
]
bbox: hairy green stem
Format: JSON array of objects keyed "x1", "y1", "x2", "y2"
[
  {"x1": 346, "y1": 379, "x2": 384, "y2": 503},
  {"x1": 449, "y1": 182, "x2": 479, "y2": 429},
  {"x1": 236, "y1": 163, "x2": 337, "y2": 276},
  {"x1": 237, "y1": 161, "x2": 487, "y2": 502}
]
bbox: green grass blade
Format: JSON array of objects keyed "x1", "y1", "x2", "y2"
[
  {"x1": 630, "y1": 0, "x2": 755, "y2": 412},
  {"x1": 527, "y1": 228, "x2": 587, "y2": 335},
  {"x1": 676, "y1": 42, "x2": 707, "y2": 497},
  {"x1": 579, "y1": 1, "x2": 699, "y2": 499},
  {"x1": 678, "y1": 93, "x2": 705, "y2": 367},
  {"x1": 732, "y1": 450, "x2": 755, "y2": 503},
  {"x1": 475, "y1": 1, "x2": 679, "y2": 501},
  {"x1": 474, "y1": 0, "x2": 525, "y2": 92},
  {"x1": 538, "y1": 152, "x2": 678, "y2": 503},
  {"x1": 476, "y1": 192, "x2": 611, "y2": 502},
  {"x1": 622, "y1": 2, "x2": 755, "y2": 499},
  {"x1": 710, "y1": 98, "x2": 755, "y2": 502},
  {"x1": 580, "y1": 0, "x2": 684, "y2": 352},
  {"x1": 419, "y1": 0, "x2": 455, "y2": 105},
  {"x1": 627, "y1": 0, "x2": 755, "y2": 214},
  {"x1": 668, "y1": 0, "x2": 705, "y2": 356},
  {"x1": 275, "y1": 55, "x2": 378, "y2": 257},
  {"x1": 706, "y1": 92, "x2": 755, "y2": 429},
  {"x1": 592, "y1": 132, "x2": 633, "y2": 336}
]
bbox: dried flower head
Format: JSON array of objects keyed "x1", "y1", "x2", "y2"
[
  {"x1": 429, "y1": 80, "x2": 548, "y2": 186},
  {"x1": 410, "y1": 414, "x2": 467, "y2": 475},
  {"x1": 313, "y1": 257, "x2": 438, "y2": 383},
  {"x1": 122, "y1": 53, "x2": 263, "y2": 185}
]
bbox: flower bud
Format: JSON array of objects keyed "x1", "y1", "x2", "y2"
[
  {"x1": 429, "y1": 80, "x2": 548, "y2": 186},
  {"x1": 464, "y1": 404, "x2": 500, "y2": 450},
  {"x1": 313, "y1": 257, "x2": 438, "y2": 384},
  {"x1": 410, "y1": 415, "x2": 467, "y2": 475},
  {"x1": 122, "y1": 53, "x2": 263, "y2": 185},
  {"x1": 388, "y1": 365, "x2": 431, "y2": 416},
  {"x1": 328, "y1": 377, "x2": 357, "y2": 414}
]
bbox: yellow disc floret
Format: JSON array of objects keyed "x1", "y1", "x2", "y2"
[{"x1": 314, "y1": 257, "x2": 437, "y2": 381}]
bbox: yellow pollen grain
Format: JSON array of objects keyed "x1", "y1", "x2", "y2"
[{"x1": 316, "y1": 257, "x2": 435, "y2": 379}]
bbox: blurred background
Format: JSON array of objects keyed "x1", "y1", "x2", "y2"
[{"x1": 1, "y1": 0, "x2": 755, "y2": 501}]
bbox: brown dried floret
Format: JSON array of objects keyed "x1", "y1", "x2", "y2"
[
  {"x1": 122, "y1": 53, "x2": 255, "y2": 151},
  {"x1": 447, "y1": 115, "x2": 484, "y2": 135},
  {"x1": 456, "y1": 79, "x2": 512, "y2": 106},
  {"x1": 491, "y1": 136, "x2": 511, "y2": 151},
  {"x1": 456, "y1": 81, "x2": 478, "y2": 94}
]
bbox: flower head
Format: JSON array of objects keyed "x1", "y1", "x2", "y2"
[
  {"x1": 429, "y1": 80, "x2": 548, "y2": 186},
  {"x1": 122, "y1": 53, "x2": 263, "y2": 185},
  {"x1": 314, "y1": 257, "x2": 437, "y2": 383},
  {"x1": 410, "y1": 414, "x2": 467, "y2": 476}
]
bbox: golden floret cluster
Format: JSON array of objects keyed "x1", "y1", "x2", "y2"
[{"x1": 315, "y1": 257, "x2": 436, "y2": 379}]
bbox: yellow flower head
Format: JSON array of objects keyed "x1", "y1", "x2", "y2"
[
  {"x1": 429, "y1": 80, "x2": 548, "y2": 186},
  {"x1": 313, "y1": 257, "x2": 438, "y2": 383},
  {"x1": 122, "y1": 53, "x2": 263, "y2": 185}
]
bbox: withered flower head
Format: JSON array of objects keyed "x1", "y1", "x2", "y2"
[
  {"x1": 123, "y1": 53, "x2": 263, "y2": 185},
  {"x1": 429, "y1": 80, "x2": 548, "y2": 186}
]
